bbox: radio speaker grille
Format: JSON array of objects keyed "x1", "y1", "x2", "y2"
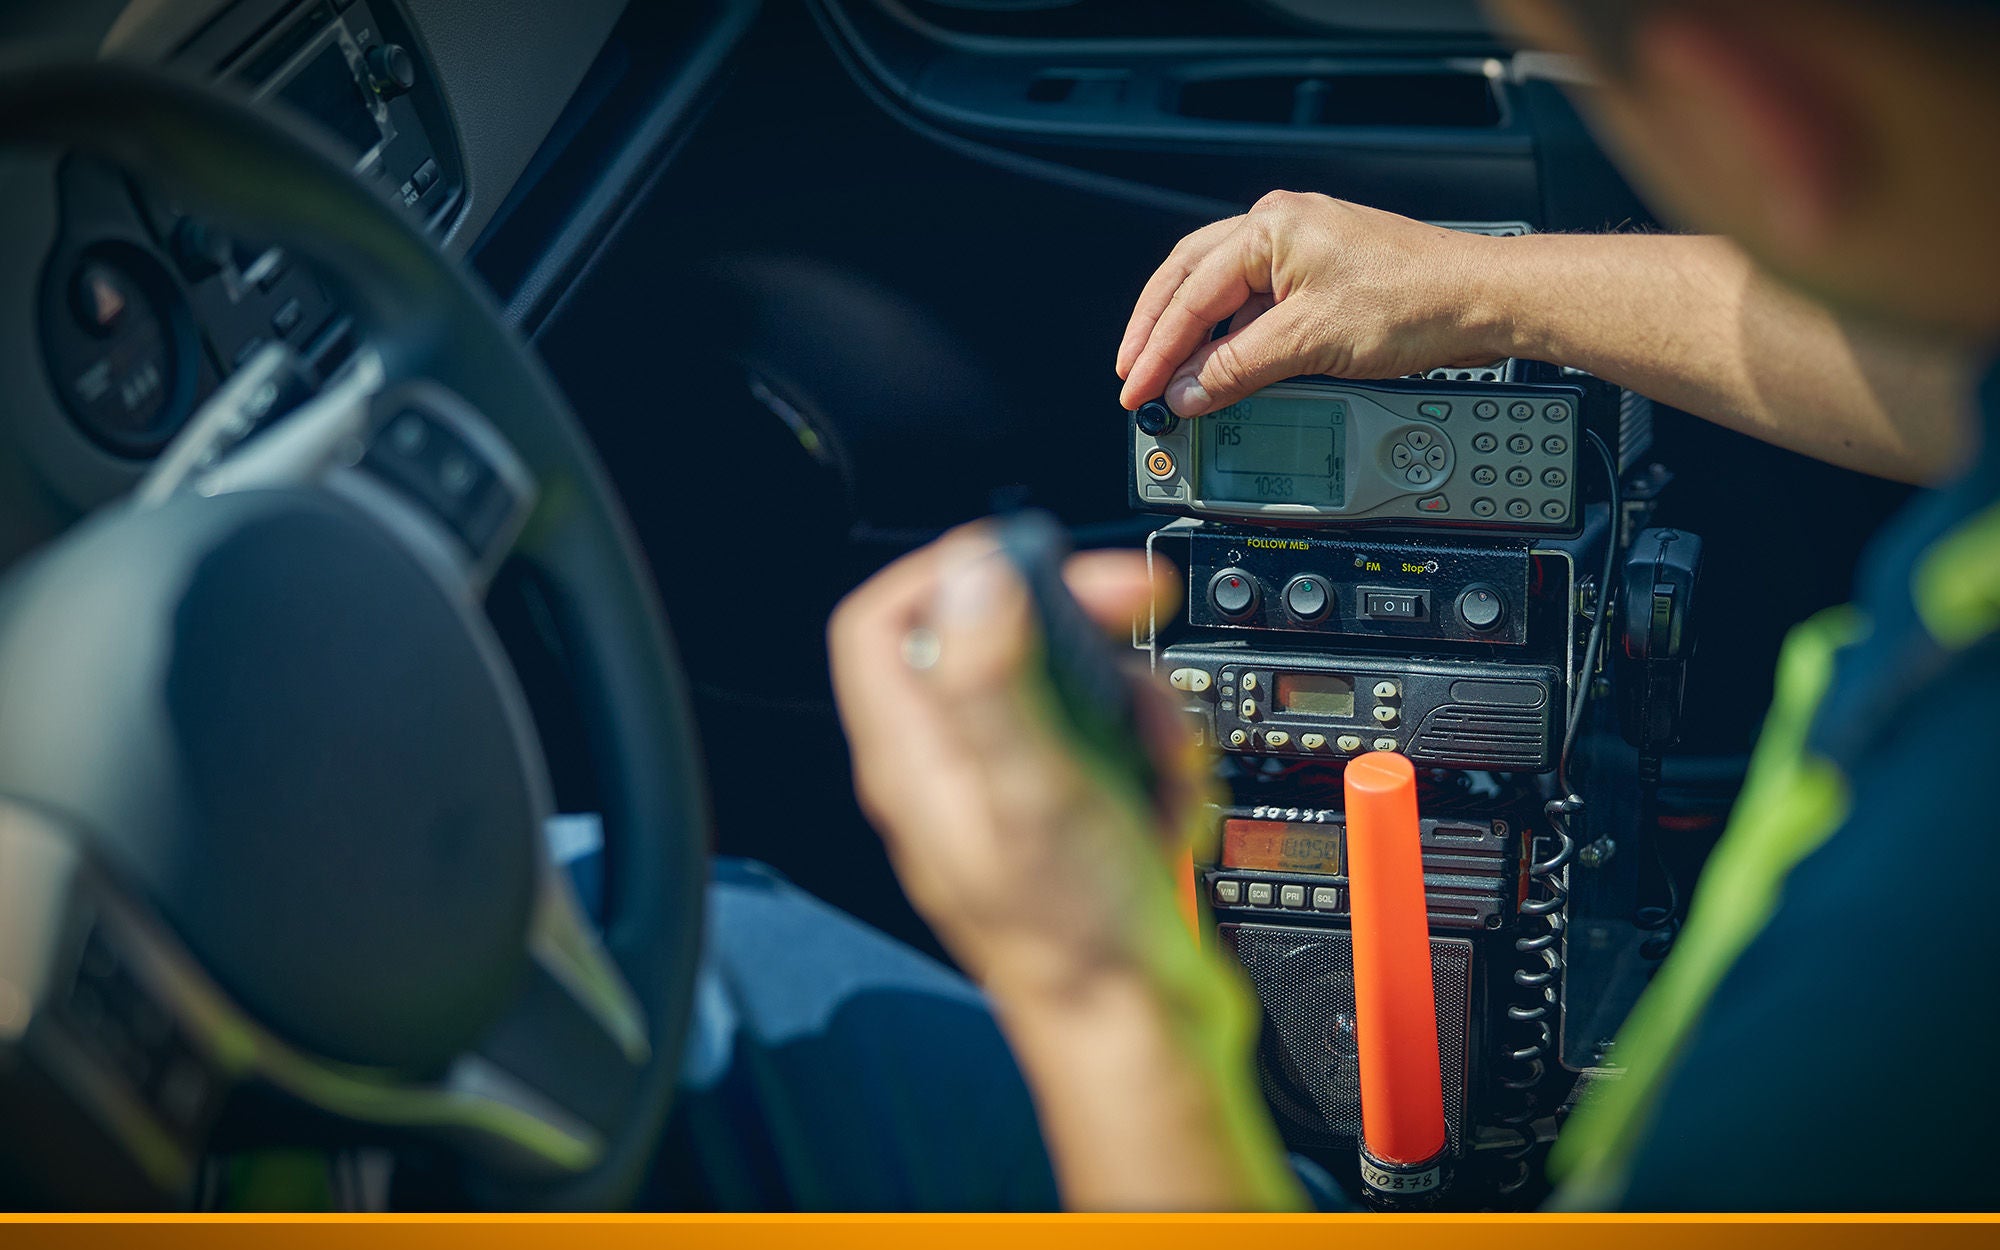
[
  {"x1": 1220, "y1": 923, "x2": 1474, "y2": 1152},
  {"x1": 1409, "y1": 706, "x2": 1548, "y2": 769}
]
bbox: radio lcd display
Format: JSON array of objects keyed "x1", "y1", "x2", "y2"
[
  {"x1": 1198, "y1": 396, "x2": 1346, "y2": 507},
  {"x1": 1221, "y1": 819, "x2": 1345, "y2": 875},
  {"x1": 1274, "y1": 672, "x2": 1356, "y2": 718}
]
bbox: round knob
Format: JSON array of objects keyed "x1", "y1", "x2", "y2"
[
  {"x1": 1207, "y1": 568, "x2": 1260, "y2": 622},
  {"x1": 367, "y1": 44, "x2": 417, "y2": 97},
  {"x1": 170, "y1": 217, "x2": 233, "y2": 282},
  {"x1": 1282, "y1": 574, "x2": 1332, "y2": 623},
  {"x1": 1456, "y1": 583, "x2": 1507, "y2": 632},
  {"x1": 1135, "y1": 400, "x2": 1178, "y2": 437}
]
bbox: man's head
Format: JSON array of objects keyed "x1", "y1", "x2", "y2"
[{"x1": 1485, "y1": 0, "x2": 2000, "y2": 342}]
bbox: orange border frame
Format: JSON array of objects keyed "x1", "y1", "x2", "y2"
[{"x1": 2, "y1": 1214, "x2": 1998, "y2": 1249}]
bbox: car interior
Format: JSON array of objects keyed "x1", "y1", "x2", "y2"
[{"x1": 0, "y1": 0, "x2": 1921, "y2": 1212}]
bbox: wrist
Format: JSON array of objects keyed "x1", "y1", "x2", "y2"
[{"x1": 1454, "y1": 231, "x2": 1536, "y2": 363}]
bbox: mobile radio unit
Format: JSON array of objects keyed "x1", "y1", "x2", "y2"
[
  {"x1": 1131, "y1": 376, "x2": 1619, "y2": 534},
  {"x1": 1125, "y1": 359, "x2": 1700, "y2": 1210}
]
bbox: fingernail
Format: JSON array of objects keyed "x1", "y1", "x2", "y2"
[
  {"x1": 1167, "y1": 374, "x2": 1210, "y2": 416},
  {"x1": 936, "y1": 552, "x2": 1011, "y2": 627}
]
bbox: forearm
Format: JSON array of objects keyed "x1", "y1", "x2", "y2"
[
  {"x1": 1470, "y1": 233, "x2": 1971, "y2": 483},
  {"x1": 987, "y1": 944, "x2": 1308, "y2": 1212}
]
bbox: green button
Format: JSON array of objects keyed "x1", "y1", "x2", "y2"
[{"x1": 1418, "y1": 401, "x2": 1451, "y2": 421}]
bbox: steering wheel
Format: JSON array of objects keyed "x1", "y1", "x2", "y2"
[{"x1": 0, "y1": 62, "x2": 708, "y2": 1209}]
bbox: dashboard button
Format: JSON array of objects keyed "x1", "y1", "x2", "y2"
[
  {"x1": 1145, "y1": 447, "x2": 1177, "y2": 480},
  {"x1": 1508, "y1": 401, "x2": 1534, "y2": 421},
  {"x1": 1279, "y1": 885, "x2": 1307, "y2": 908},
  {"x1": 1373, "y1": 736, "x2": 1399, "y2": 752},
  {"x1": 1262, "y1": 730, "x2": 1292, "y2": 749},
  {"x1": 1245, "y1": 883, "x2": 1274, "y2": 907},
  {"x1": 1208, "y1": 568, "x2": 1258, "y2": 619},
  {"x1": 1336, "y1": 734, "x2": 1364, "y2": 753},
  {"x1": 1415, "y1": 494, "x2": 1449, "y2": 513},
  {"x1": 1418, "y1": 401, "x2": 1451, "y2": 421},
  {"x1": 1457, "y1": 585, "x2": 1506, "y2": 631},
  {"x1": 1284, "y1": 575, "x2": 1332, "y2": 622},
  {"x1": 1213, "y1": 880, "x2": 1242, "y2": 905},
  {"x1": 1474, "y1": 400, "x2": 1500, "y2": 420},
  {"x1": 1168, "y1": 667, "x2": 1213, "y2": 693}
]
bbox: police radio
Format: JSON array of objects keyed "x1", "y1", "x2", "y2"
[{"x1": 1131, "y1": 376, "x2": 1618, "y2": 535}]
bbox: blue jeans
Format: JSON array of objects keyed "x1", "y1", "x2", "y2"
[
  {"x1": 630, "y1": 857, "x2": 1347, "y2": 1211},
  {"x1": 642, "y1": 859, "x2": 1060, "y2": 1210}
]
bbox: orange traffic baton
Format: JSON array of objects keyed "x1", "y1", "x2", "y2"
[{"x1": 1344, "y1": 751, "x2": 1449, "y2": 1204}]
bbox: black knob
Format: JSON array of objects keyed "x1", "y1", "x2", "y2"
[
  {"x1": 1283, "y1": 574, "x2": 1332, "y2": 623},
  {"x1": 1135, "y1": 400, "x2": 1178, "y2": 437},
  {"x1": 367, "y1": 44, "x2": 417, "y2": 97},
  {"x1": 170, "y1": 217, "x2": 233, "y2": 282},
  {"x1": 1207, "y1": 568, "x2": 1260, "y2": 622},
  {"x1": 1457, "y1": 583, "x2": 1507, "y2": 632}
]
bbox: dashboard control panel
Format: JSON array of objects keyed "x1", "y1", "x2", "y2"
[{"x1": 1187, "y1": 527, "x2": 1532, "y2": 646}]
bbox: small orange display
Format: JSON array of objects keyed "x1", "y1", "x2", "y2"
[{"x1": 1220, "y1": 818, "x2": 1345, "y2": 875}]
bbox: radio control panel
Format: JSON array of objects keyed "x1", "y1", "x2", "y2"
[
  {"x1": 1188, "y1": 527, "x2": 1531, "y2": 646},
  {"x1": 1164, "y1": 643, "x2": 1560, "y2": 772},
  {"x1": 1132, "y1": 377, "x2": 1590, "y2": 534},
  {"x1": 1203, "y1": 806, "x2": 1513, "y2": 931}
]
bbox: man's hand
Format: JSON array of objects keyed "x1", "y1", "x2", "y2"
[
  {"x1": 1116, "y1": 192, "x2": 1508, "y2": 417},
  {"x1": 828, "y1": 524, "x2": 1199, "y2": 1000},
  {"x1": 828, "y1": 527, "x2": 1305, "y2": 1211},
  {"x1": 1119, "y1": 193, "x2": 1968, "y2": 481}
]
